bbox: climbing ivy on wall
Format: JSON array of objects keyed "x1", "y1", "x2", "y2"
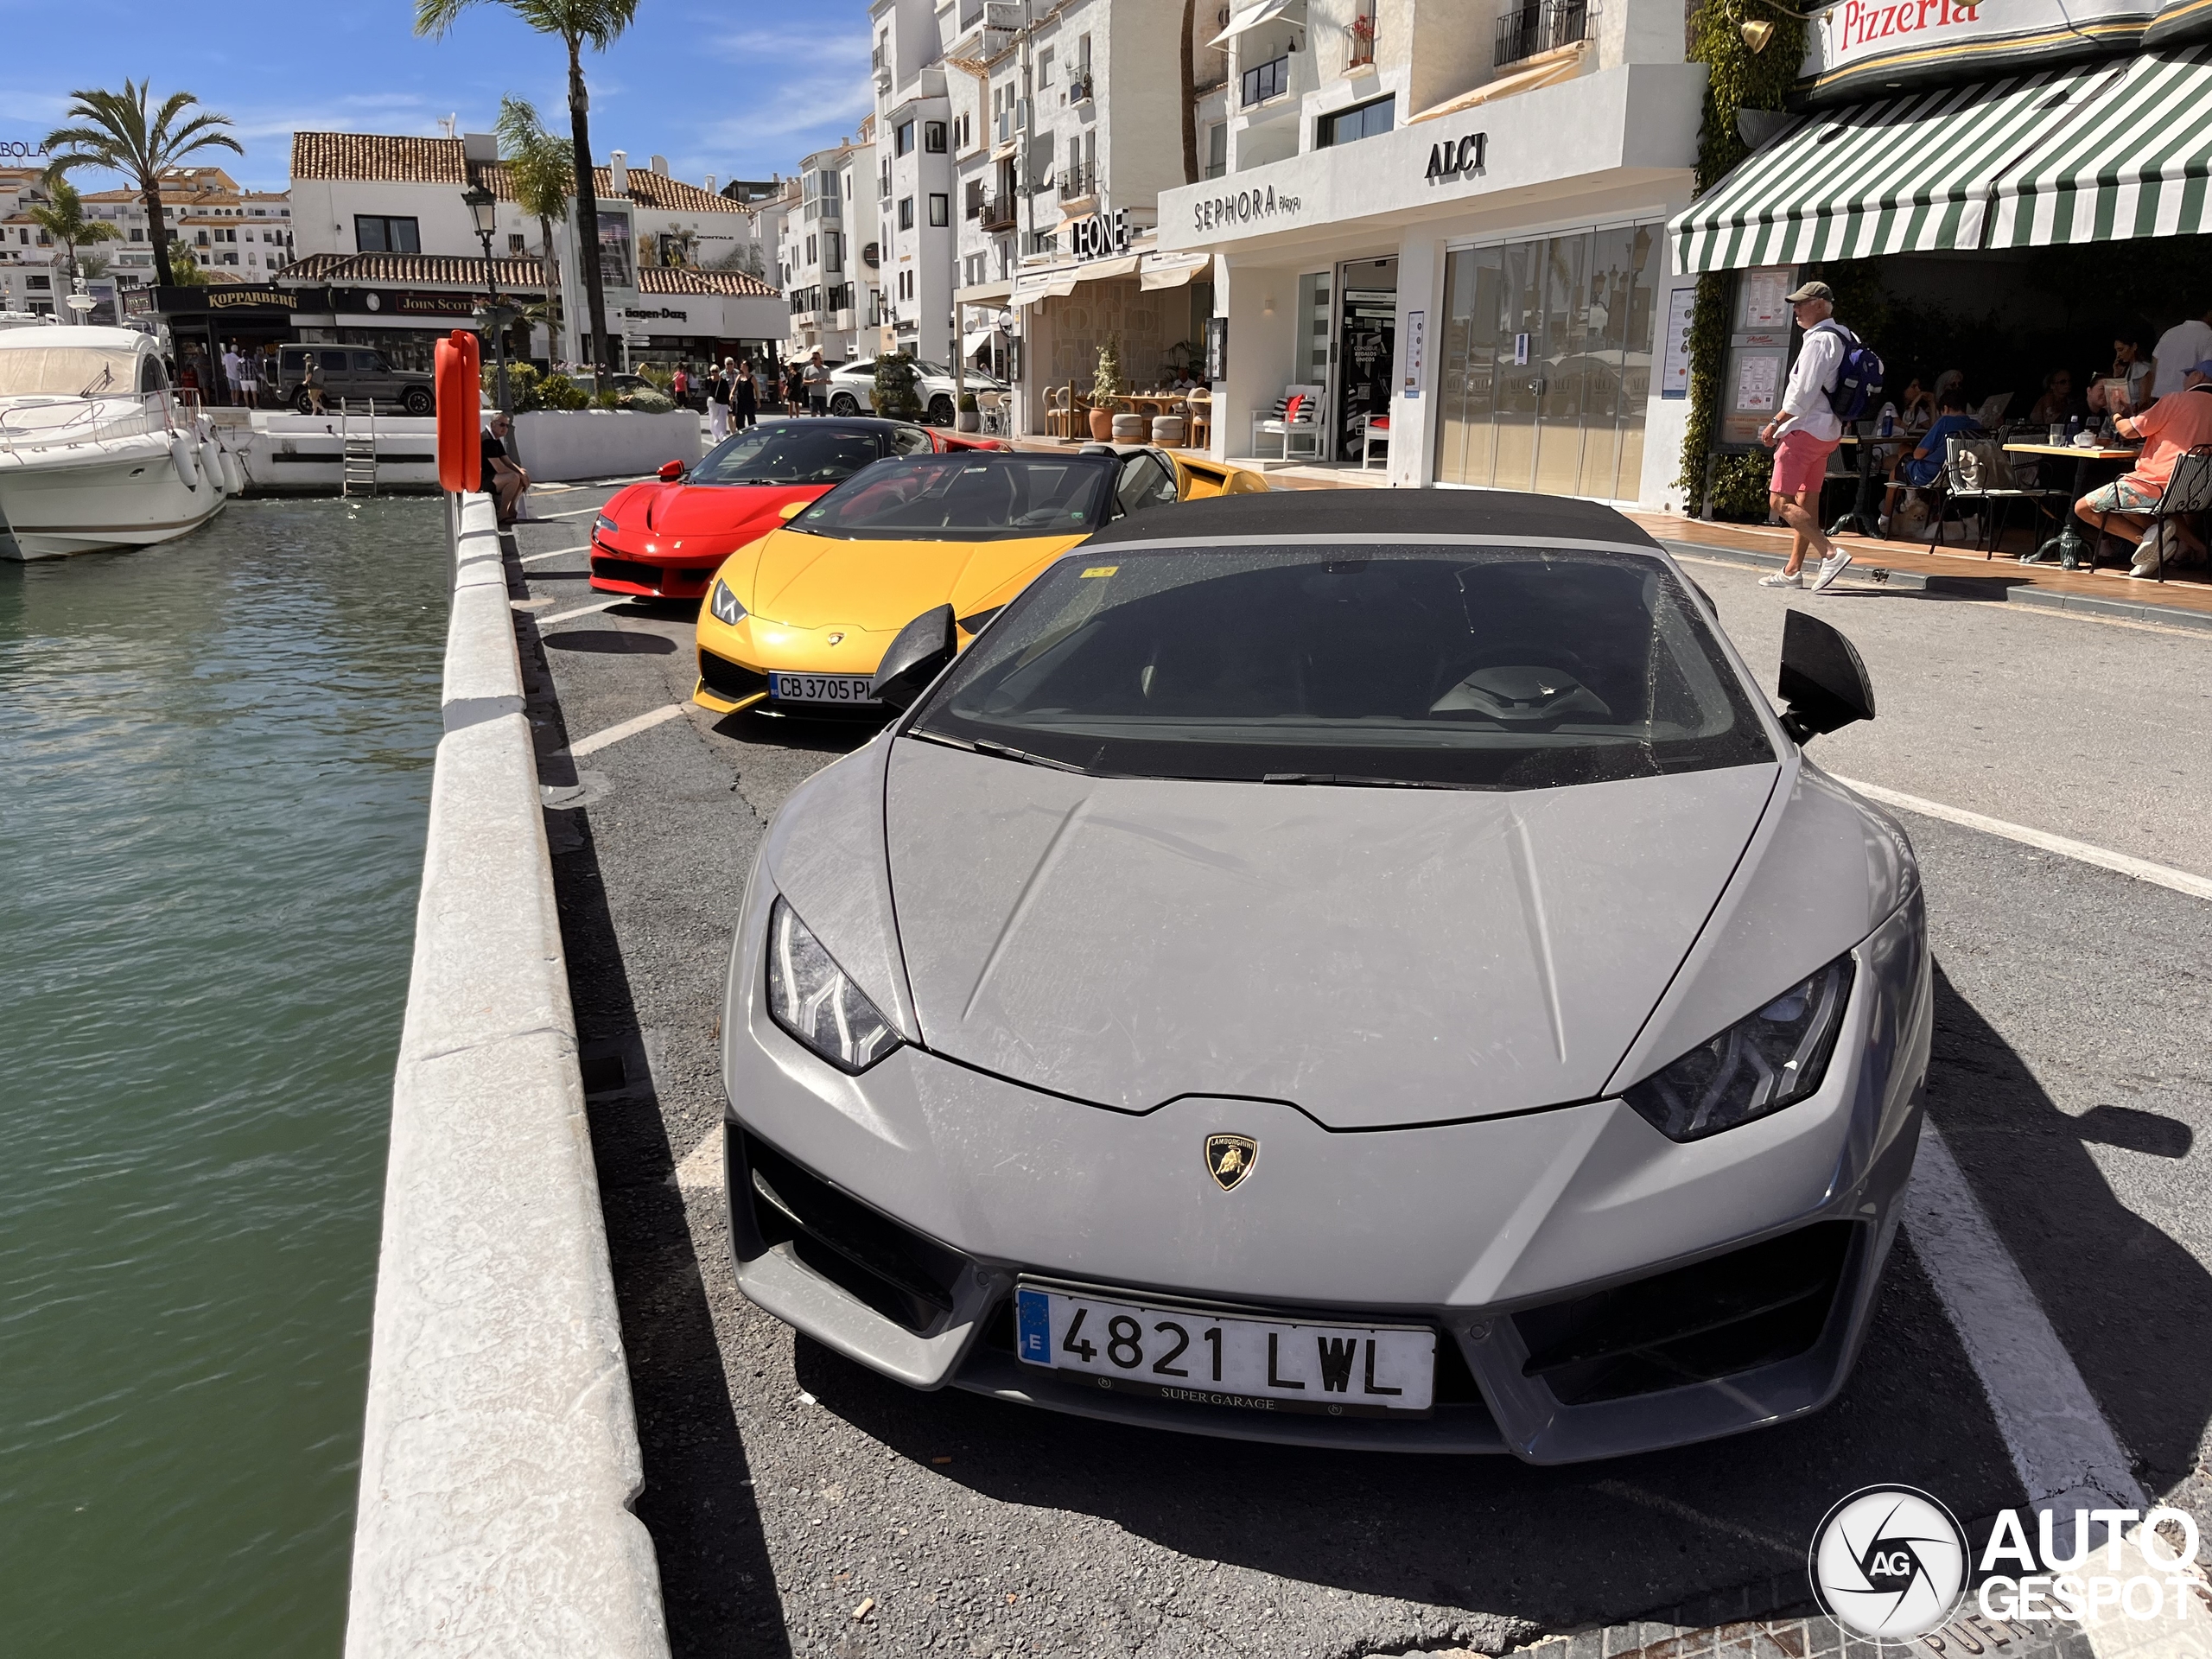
[{"x1": 1676, "y1": 0, "x2": 1807, "y2": 513}]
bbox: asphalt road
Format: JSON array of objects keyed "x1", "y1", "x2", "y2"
[{"x1": 506, "y1": 486, "x2": 2210, "y2": 1659}]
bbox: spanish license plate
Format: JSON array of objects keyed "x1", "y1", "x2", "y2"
[
  {"x1": 769, "y1": 672, "x2": 875, "y2": 704},
  {"x1": 1014, "y1": 1283, "x2": 1435, "y2": 1416}
]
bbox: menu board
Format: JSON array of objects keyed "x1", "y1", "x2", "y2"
[
  {"x1": 1737, "y1": 267, "x2": 1795, "y2": 331},
  {"x1": 1660, "y1": 286, "x2": 1694, "y2": 399}
]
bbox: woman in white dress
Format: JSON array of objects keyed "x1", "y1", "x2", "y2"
[{"x1": 708, "y1": 357, "x2": 734, "y2": 442}]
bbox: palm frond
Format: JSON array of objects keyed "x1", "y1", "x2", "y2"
[{"x1": 414, "y1": 0, "x2": 485, "y2": 40}]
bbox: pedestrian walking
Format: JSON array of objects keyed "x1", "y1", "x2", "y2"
[
  {"x1": 708, "y1": 356, "x2": 732, "y2": 442},
  {"x1": 1758, "y1": 281, "x2": 1857, "y2": 594},
  {"x1": 803, "y1": 349, "x2": 833, "y2": 417},
  {"x1": 783, "y1": 359, "x2": 805, "y2": 414},
  {"x1": 235, "y1": 345, "x2": 260, "y2": 410},
  {"x1": 734, "y1": 357, "x2": 759, "y2": 429},
  {"x1": 672, "y1": 360, "x2": 690, "y2": 407},
  {"x1": 301, "y1": 353, "x2": 325, "y2": 415}
]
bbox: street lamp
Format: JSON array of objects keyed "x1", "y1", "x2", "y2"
[{"x1": 462, "y1": 183, "x2": 512, "y2": 413}]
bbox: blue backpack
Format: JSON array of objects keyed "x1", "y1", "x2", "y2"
[{"x1": 1811, "y1": 321, "x2": 1885, "y2": 423}]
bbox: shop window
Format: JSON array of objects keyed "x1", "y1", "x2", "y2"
[
  {"x1": 925, "y1": 121, "x2": 947, "y2": 153},
  {"x1": 355, "y1": 214, "x2": 421, "y2": 255},
  {"x1": 928, "y1": 194, "x2": 949, "y2": 228},
  {"x1": 1317, "y1": 94, "x2": 1395, "y2": 149},
  {"x1": 1433, "y1": 224, "x2": 1657, "y2": 503}
]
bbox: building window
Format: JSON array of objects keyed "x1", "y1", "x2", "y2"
[
  {"x1": 130, "y1": 227, "x2": 144, "y2": 241},
  {"x1": 1242, "y1": 54, "x2": 1291, "y2": 106},
  {"x1": 898, "y1": 196, "x2": 915, "y2": 231},
  {"x1": 1205, "y1": 123, "x2": 1228, "y2": 179},
  {"x1": 965, "y1": 180, "x2": 983, "y2": 219},
  {"x1": 825, "y1": 231, "x2": 843, "y2": 273},
  {"x1": 928, "y1": 194, "x2": 949, "y2": 228},
  {"x1": 1317, "y1": 93, "x2": 1395, "y2": 149},
  {"x1": 508, "y1": 232, "x2": 526, "y2": 252},
  {"x1": 896, "y1": 120, "x2": 916, "y2": 156},
  {"x1": 925, "y1": 120, "x2": 947, "y2": 153},
  {"x1": 355, "y1": 214, "x2": 422, "y2": 254}
]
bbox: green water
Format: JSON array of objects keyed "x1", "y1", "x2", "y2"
[{"x1": 0, "y1": 498, "x2": 448, "y2": 1653}]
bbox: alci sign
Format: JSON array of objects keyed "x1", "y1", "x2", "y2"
[
  {"x1": 1425, "y1": 131, "x2": 1488, "y2": 183},
  {"x1": 1069, "y1": 208, "x2": 1130, "y2": 261}
]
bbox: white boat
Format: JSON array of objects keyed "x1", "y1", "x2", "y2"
[{"x1": 0, "y1": 323, "x2": 237, "y2": 560}]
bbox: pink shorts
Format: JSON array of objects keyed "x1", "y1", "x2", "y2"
[{"x1": 1770, "y1": 429, "x2": 1840, "y2": 497}]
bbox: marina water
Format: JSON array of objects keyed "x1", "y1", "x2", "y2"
[{"x1": 1, "y1": 498, "x2": 448, "y2": 1652}]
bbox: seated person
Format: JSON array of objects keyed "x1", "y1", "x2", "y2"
[
  {"x1": 2027, "y1": 368, "x2": 2080, "y2": 429},
  {"x1": 1896, "y1": 376, "x2": 1936, "y2": 431},
  {"x1": 2087, "y1": 330, "x2": 2153, "y2": 416},
  {"x1": 2074, "y1": 356, "x2": 2212, "y2": 574},
  {"x1": 480, "y1": 412, "x2": 531, "y2": 526},
  {"x1": 1880, "y1": 390, "x2": 1982, "y2": 526}
]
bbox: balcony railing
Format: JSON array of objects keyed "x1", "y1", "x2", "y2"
[
  {"x1": 1240, "y1": 54, "x2": 1290, "y2": 107},
  {"x1": 1495, "y1": 0, "x2": 1586, "y2": 66},
  {"x1": 979, "y1": 191, "x2": 1019, "y2": 232},
  {"x1": 1058, "y1": 162, "x2": 1096, "y2": 201},
  {"x1": 1345, "y1": 3, "x2": 1377, "y2": 68}
]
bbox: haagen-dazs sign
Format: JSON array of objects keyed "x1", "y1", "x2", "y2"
[
  {"x1": 1425, "y1": 131, "x2": 1488, "y2": 183},
  {"x1": 1191, "y1": 183, "x2": 1305, "y2": 233}
]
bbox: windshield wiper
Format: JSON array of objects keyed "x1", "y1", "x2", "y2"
[
  {"x1": 910, "y1": 731, "x2": 1094, "y2": 773},
  {"x1": 79, "y1": 364, "x2": 115, "y2": 398}
]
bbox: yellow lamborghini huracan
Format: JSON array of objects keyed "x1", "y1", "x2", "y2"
[{"x1": 692, "y1": 446, "x2": 1268, "y2": 715}]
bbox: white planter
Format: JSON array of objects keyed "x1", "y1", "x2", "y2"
[{"x1": 506, "y1": 409, "x2": 701, "y2": 484}]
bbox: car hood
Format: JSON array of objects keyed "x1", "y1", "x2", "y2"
[
  {"x1": 740, "y1": 527, "x2": 1088, "y2": 630},
  {"x1": 881, "y1": 740, "x2": 1783, "y2": 1129},
  {"x1": 626, "y1": 481, "x2": 828, "y2": 541}
]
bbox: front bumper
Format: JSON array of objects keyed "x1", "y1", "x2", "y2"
[
  {"x1": 588, "y1": 547, "x2": 719, "y2": 600},
  {"x1": 722, "y1": 893, "x2": 1931, "y2": 1460},
  {"x1": 691, "y1": 612, "x2": 903, "y2": 717}
]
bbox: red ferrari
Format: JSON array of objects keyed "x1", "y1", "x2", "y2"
[{"x1": 588, "y1": 418, "x2": 1010, "y2": 600}]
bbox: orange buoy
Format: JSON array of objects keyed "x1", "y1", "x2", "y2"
[{"x1": 435, "y1": 329, "x2": 481, "y2": 494}]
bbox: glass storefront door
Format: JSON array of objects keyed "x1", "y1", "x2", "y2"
[{"x1": 1434, "y1": 224, "x2": 1657, "y2": 500}]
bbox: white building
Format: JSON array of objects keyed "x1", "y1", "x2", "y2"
[
  {"x1": 777, "y1": 129, "x2": 878, "y2": 364},
  {"x1": 287, "y1": 131, "x2": 785, "y2": 372},
  {"x1": 1152, "y1": 0, "x2": 1705, "y2": 505},
  {"x1": 870, "y1": 0, "x2": 958, "y2": 363}
]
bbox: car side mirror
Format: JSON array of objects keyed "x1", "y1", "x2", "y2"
[
  {"x1": 658, "y1": 459, "x2": 685, "y2": 481},
  {"x1": 1777, "y1": 609, "x2": 1875, "y2": 743},
  {"x1": 777, "y1": 499, "x2": 810, "y2": 522},
  {"x1": 870, "y1": 604, "x2": 957, "y2": 711}
]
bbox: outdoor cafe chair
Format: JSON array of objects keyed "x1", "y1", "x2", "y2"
[
  {"x1": 1933, "y1": 435, "x2": 2063, "y2": 558},
  {"x1": 2095, "y1": 442, "x2": 2212, "y2": 582}
]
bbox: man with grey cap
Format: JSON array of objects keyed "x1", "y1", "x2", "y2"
[{"x1": 1758, "y1": 280, "x2": 1854, "y2": 594}]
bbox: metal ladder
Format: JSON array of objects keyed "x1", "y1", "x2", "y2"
[{"x1": 340, "y1": 398, "x2": 378, "y2": 498}]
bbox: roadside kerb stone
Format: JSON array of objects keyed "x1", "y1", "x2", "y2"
[{"x1": 343, "y1": 490, "x2": 670, "y2": 1658}]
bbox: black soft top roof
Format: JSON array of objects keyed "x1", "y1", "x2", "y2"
[{"x1": 1086, "y1": 486, "x2": 1661, "y2": 549}]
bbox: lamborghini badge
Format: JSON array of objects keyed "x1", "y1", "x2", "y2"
[{"x1": 1205, "y1": 1134, "x2": 1258, "y2": 1192}]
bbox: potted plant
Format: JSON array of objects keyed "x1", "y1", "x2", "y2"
[
  {"x1": 872, "y1": 351, "x2": 924, "y2": 421},
  {"x1": 1089, "y1": 335, "x2": 1123, "y2": 441},
  {"x1": 957, "y1": 390, "x2": 981, "y2": 432}
]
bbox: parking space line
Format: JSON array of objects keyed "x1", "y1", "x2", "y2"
[
  {"x1": 562, "y1": 703, "x2": 687, "y2": 760},
  {"x1": 519, "y1": 548, "x2": 583, "y2": 564},
  {"x1": 531, "y1": 507, "x2": 605, "y2": 519},
  {"x1": 1834, "y1": 776, "x2": 2212, "y2": 903},
  {"x1": 1905, "y1": 1121, "x2": 2146, "y2": 1522},
  {"x1": 537, "y1": 598, "x2": 624, "y2": 626}
]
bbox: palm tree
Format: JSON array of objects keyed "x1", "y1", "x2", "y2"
[
  {"x1": 495, "y1": 96, "x2": 573, "y2": 342},
  {"x1": 41, "y1": 82, "x2": 242, "y2": 288},
  {"x1": 416, "y1": 0, "x2": 643, "y2": 391},
  {"x1": 29, "y1": 181, "x2": 122, "y2": 309}
]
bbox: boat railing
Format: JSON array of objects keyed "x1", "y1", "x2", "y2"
[{"x1": 0, "y1": 390, "x2": 184, "y2": 456}]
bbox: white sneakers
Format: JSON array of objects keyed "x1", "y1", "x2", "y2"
[{"x1": 1760, "y1": 550, "x2": 1853, "y2": 592}]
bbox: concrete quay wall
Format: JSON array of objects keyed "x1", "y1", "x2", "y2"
[{"x1": 343, "y1": 492, "x2": 669, "y2": 1658}]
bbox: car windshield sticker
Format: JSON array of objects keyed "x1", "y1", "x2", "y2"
[{"x1": 1081, "y1": 565, "x2": 1117, "y2": 578}]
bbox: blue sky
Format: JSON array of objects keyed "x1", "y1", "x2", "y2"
[{"x1": 2, "y1": 0, "x2": 875, "y2": 194}]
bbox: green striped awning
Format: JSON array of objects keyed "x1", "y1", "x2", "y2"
[{"x1": 1671, "y1": 46, "x2": 2212, "y2": 274}]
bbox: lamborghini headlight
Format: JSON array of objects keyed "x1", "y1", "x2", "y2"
[
  {"x1": 765, "y1": 898, "x2": 901, "y2": 1073},
  {"x1": 1624, "y1": 955, "x2": 1856, "y2": 1141},
  {"x1": 709, "y1": 577, "x2": 747, "y2": 626}
]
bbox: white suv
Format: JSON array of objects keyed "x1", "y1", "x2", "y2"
[{"x1": 823, "y1": 357, "x2": 1009, "y2": 425}]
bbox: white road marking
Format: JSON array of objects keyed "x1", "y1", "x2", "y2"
[
  {"x1": 537, "y1": 598, "x2": 624, "y2": 626},
  {"x1": 511, "y1": 597, "x2": 554, "y2": 610},
  {"x1": 519, "y1": 547, "x2": 584, "y2": 564},
  {"x1": 1834, "y1": 776, "x2": 2212, "y2": 903},
  {"x1": 531, "y1": 506, "x2": 606, "y2": 519},
  {"x1": 1905, "y1": 1121, "x2": 2146, "y2": 1533},
  {"x1": 563, "y1": 702, "x2": 687, "y2": 760}
]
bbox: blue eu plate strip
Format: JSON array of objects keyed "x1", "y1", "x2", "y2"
[{"x1": 1015, "y1": 1287, "x2": 1052, "y2": 1364}]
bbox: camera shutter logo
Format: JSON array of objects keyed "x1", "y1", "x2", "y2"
[{"x1": 1808, "y1": 1486, "x2": 1968, "y2": 1640}]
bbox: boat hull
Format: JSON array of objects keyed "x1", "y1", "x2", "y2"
[{"x1": 0, "y1": 443, "x2": 226, "y2": 560}]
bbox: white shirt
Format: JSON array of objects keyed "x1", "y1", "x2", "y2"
[
  {"x1": 221, "y1": 350, "x2": 242, "y2": 382},
  {"x1": 1775, "y1": 325, "x2": 1845, "y2": 443},
  {"x1": 2150, "y1": 318, "x2": 2212, "y2": 399}
]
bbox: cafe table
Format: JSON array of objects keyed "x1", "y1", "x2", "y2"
[{"x1": 2000, "y1": 442, "x2": 2140, "y2": 568}]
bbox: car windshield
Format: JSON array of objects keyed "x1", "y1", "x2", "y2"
[
  {"x1": 690, "y1": 424, "x2": 886, "y2": 485},
  {"x1": 908, "y1": 546, "x2": 1775, "y2": 790},
  {"x1": 789, "y1": 454, "x2": 1113, "y2": 542}
]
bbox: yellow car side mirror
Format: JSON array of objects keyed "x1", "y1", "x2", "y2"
[{"x1": 777, "y1": 499, "x2": 810, "y2": 522}]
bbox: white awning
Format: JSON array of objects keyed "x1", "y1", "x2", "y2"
[
  {"x1": 1013, "y1": 254, "x2": 1141, "y2": 306},
  {"x1": 1210, "y1": 0, "x2": 1300, "y2": 48},
  {"x1": 1141, "y1": 251, "x2": 1213, "y2": 290},
  {"x1": 963, "y1": 326, "x2": 1007, "y2": 354},
  {"x1": 954, "y1": 279, "x2": 1013, "y2": 305}
]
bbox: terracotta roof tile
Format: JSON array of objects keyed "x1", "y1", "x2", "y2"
[
  {"x1": 279, "y1": 251, "x2": 547, "y2": 289},
  {"x1": 290, "y1": 132, "x2": 738, "y2": 214},
  {"x1": 634, "y1": 265, "x2": 779, "y2": 297}
]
